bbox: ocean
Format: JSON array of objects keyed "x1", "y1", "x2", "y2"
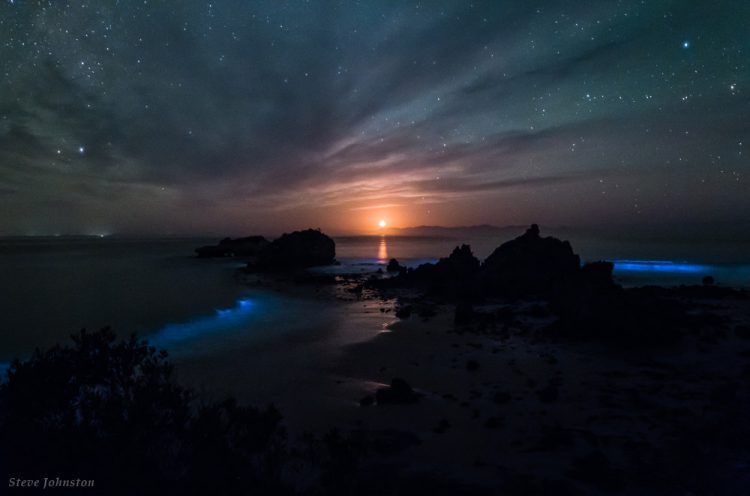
[{"x1": 1, "y1": 233, "x2": 748, "y2": 417}]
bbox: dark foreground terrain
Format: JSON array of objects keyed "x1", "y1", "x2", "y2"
[{"x1": 2, "y1": 226, "x2": 749, "y2": 495}]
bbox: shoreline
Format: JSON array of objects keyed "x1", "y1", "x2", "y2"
[{"x1": 324, "y1": 292, "x2": 750, "y2": 492}]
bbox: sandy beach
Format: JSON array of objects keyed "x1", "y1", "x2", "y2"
[{"x1": 296, "y1": 288, "x2": 750, "y2": 494}]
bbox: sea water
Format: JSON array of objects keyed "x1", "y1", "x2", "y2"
[{"x1": 1, "y1": 234, "x2": 748, "y2": 409}]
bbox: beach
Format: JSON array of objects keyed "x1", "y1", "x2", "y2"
[{"x1": 2, "y1": 233, "x2": 750, "y2": 493}]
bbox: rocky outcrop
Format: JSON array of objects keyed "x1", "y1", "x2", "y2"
[
  {"x1": 373, "y1": 226, "x2": 583, "y2": 299},
  {"x1": 398, "y1": 244, "x2": 481, "y2": 296},
  {"x1": 480, "y1": 224, "x2": 580, "y2": 296},
  {"x1": 195, "y1": 236, "x2": 269, "y2": 258},
  {"x1": 375, "y1": 378, "x2": 419, "y2": 405},
  {"x1": 386, "y1": 258, "x2": 404, "y2": 273},
  {"x1": 253, "y1": 229, "x2": 336, "y2": 270}
]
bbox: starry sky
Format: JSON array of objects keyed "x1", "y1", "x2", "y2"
[{"x1": 0, "y1": 0, "x2": 747, "y2": 236}]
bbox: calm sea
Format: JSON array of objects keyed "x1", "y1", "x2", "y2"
[{"x1": 1, "y1": 234, "x2": 748, "y2": 422}]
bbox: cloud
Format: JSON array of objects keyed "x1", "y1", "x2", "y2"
[{"x1": 0, "y1": 0, "x2": 748, "y2": 234}]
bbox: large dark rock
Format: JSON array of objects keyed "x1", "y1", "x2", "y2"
[
  {"x1": 479, "y1": 224, "x2": 580, "y2": 296},
  {"x1": 195, "y1": 236, "x2": 269, "y2": 258},
  {"x1": 579, "y1": 261, "x2": 616, "y2": 289},
  {"x1": 400, "y1": 244, "x2": 481, "y2": 296},
  {"x1": 375, "y1": 378, "x2": 419, "y2": 405},
  {"x1": 255, "y1": 229, "x2": 336, "y2": 269},
  {"x1": 386, "y1": 258, "x2": 404, "y2": 273}
]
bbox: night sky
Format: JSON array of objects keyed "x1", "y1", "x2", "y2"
[{"x1": 0, "y1": 1, "x2": 747, "y2": 236}]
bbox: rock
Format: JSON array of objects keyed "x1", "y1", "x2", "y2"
[
  {"x1": 703, "y1": 275, "x2": 716, "y2": 286},
  {"x1": 376, "y1": 378, "x2": 419, "y2": 405},
  {"x1": 253, "y1": 229, "x2": 335, "y2": 269},
  {"x1": 395, "y1": 305, "x2": 413, "y2": 319},
  {"x1": 394, "y1": 244, "x2": 481, "y2": 296},
  {"x1": 579, "y1": 261, "x2": 616, "y2": 288},
  {"x1": 195, "y1": 236, "x2": 269, "y2": 258},
  {"x1": 480, "y1": 224, "x2": 580, "y2": 296},
  {"x1": 386, "y1": 258, "x2": 404, "y2": 272},
  {"x1": 359, "y1": 395, "x2": 374, "y2": 407}
]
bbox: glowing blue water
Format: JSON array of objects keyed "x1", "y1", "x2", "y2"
[
  {"x1": 613, "y1": 260, "x2": 709, "y2": 274},
  {"x1": 611, "y1": 259, "x2": 750, "y2": 288},
  {"x1": 148, "y1": 298, "x2": 256, "y2": 350}
]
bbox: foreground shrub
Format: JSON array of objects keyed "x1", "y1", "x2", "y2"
[{"x1": 0, "y1": 328, "x2": 290, "y2": 495}]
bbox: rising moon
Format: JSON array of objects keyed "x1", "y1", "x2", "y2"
[{"x1": 378, "y1": 220, "x2": 387, "y2": 228}]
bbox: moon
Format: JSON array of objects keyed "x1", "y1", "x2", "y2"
[{"x1": 378, "y1": 219, "x2": 387, "y2": 228}]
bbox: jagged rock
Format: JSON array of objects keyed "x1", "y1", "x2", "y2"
[
  {"x1": 386, "y1": 258, "x2": 404, "y2": 272},
  {"x1": 195, "y1": 236, "x2": 269, "y2": 258},
  {"x1": 579, "y1": 261, "x2": 616, "y2": 288},
  {"x1": 385, "y1": 244, "x2": 481, "y2": 297},
  {"x1": 376, "y1": 378, "x2": 419, "y2": 405},
  {"x1": 253, "y1": 229, "x2": 335, "y2": 269},
  {"x1": 410, "y1": 244, "x2": 480, "y2": 283},
  {"x1": 480, "y1": 224, "x2": 580, "y2": 296}
]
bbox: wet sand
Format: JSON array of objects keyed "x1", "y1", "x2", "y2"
[
  {"x1": 168, "y1": 268, "x2": 750, "y2": 493},
  {"x1": 322, "y1": 295, "x2": 750, "y2": 493}
]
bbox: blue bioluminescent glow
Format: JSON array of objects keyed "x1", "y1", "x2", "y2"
[
  {"x1": 613, "y1": 260, "x2": 708, "y2": 274},
  {"x1": 149, "y1": 298, "x2": 255, "y2": 349}
]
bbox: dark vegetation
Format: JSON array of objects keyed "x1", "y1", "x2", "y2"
[
  {"x1": 0, "y1": 329, "x2": 372, "y2": 496},
  {"x1": 6, "y1": 225, "x2": 746, "y2": 494}
]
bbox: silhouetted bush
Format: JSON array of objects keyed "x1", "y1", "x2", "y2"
[{"x1": 0, "y1": 328, "x2": 290, "y2": 495}]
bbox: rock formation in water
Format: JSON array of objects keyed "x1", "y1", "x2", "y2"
[
  {"x1": 386, "y1": 258, "x2": 404, "y2": 273},
  {"x1": 253, "y1": 228, "x2": 336, "y2": 270},
  {"x1": 195, "y1": 236, "x2": 269, "y2": 258},
  {"x1": 394, "y1": 244, "x2": 482, "y2": 297},
  {"x1": 375, "y1": 378, "x2": 419, "y2": 405},
  {"x1": 375, "y1": 225, "x2": 582, "y2": 299},
  {"x1": 479, "y1": 224, "x2": 580, "y2": 296}
]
